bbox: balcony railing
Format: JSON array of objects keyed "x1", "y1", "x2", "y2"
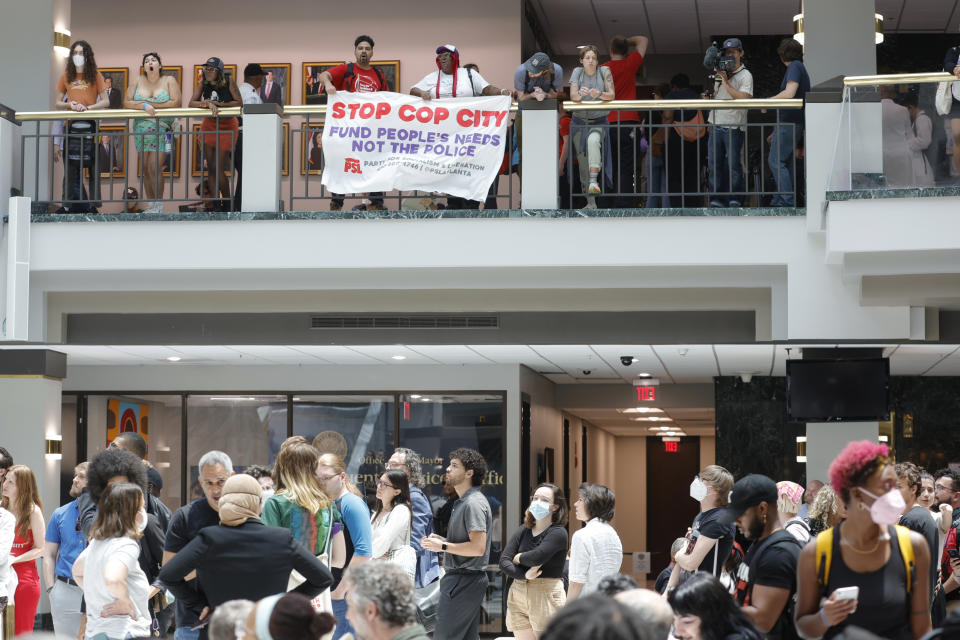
[
  {"x1": 7, "y1": 96, "x2": 803, "y2": 216},
  {"x1": 828, "y1": 71, "x2": 959, "y2": 195}
]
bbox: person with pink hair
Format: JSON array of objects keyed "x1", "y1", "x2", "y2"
[{"x1": 794, "y1": 441, "x2": 932, "y2": 640}]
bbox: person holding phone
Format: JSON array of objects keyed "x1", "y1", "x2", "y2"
[{"x1": 794, "y1": 442, "x2": 931, "y2": 640}]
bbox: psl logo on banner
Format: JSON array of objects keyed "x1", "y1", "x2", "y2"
[
  {"x1": 107, "y1": 398, "x2": 149, "y2": 449},
  {"x1": 321, "y1": 92, "x2": 511, "y2": 202}
]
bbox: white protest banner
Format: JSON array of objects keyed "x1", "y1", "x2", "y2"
[{"x1": 321, "y1": 92, "x2": 511, "y2": 202}]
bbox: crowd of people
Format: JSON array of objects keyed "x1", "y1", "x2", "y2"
[{"x1": 5, "y1": 436, "x2": 960, "y2": 640}]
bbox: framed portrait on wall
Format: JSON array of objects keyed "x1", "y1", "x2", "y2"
[
  {"x1": 137, "y1": 135, "x2": 182, "y2": 179},
  {"x1": 191, "y1": 123, "x2": 233, "y2": 178},
  {"x1": 281, "y1": 122, "x2": 290, "y2": 176},
  {"x1": 302, "y1": 61, "x2": 400, "y2": 104},
  {"x1": 300, "y1": 122, "x2": 323, "y2": 175},
  {"x1": 99, "y1": 67, "x2": 128, "y2": 109},
  {"x1": 160, "y1": 65, "x2": 183, "y2": 90},
  {"x1": 85, "y1": 125, "x2": 126, "y2": 179},
  {"x1": 255, "y1": 63, "x2": 291, "y2": 105},
  {"x1": 193, "y1": 64, "x2": 238, "y2": 93}
]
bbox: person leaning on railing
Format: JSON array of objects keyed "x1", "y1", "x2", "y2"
[
  {"x1": 766, "y1": 38, "x2": 810, "y2": 208},
  {"x1": 942, "y1": 43, "x2": 960, "y2": 174},
  {"x1": 189, "y1": 57, "x2": 241, "y2": 212},
  {"x1": 569, "y1": 45, "x2": 615, "y2": 209},
  {"x1": 54, "y1": 40, "x2": 109, "y2": 214},
  {"x1": 123, "y1": 52, "x2": 182, "y2": 214}
]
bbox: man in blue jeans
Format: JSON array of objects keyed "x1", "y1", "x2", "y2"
[
  {"x1": 768, "y1": 38, "x2": 810, "y2": 207},
  {"x1": 706, "y1": 38, "x2": 753, "y2": 207},
  {"x1": 318, "y1": 454, "x2": 373, "y2": 639}
]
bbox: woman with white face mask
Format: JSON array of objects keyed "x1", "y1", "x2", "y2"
[
  {"x1": 500, "y1": 483, "x2": 569, "y2": 639},
  {"x1": 794, "y1": 442, "x2": 931, "y2": 640},
  {"x1": 72, "y1": 482, "x2": 152, "y2": 640},
  {"x1": 667, "y1": 465, "x2": 736, "y2": 595},
  {"x1": 54, "y1": 40, "x2": 110, "y2": 213}
]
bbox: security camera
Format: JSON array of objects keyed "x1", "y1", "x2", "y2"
[
  {"x1": 620, "y1": 356, "x2": 634, "y2": 366},
  {"x1": 582, "y1": 370, "x2": 592, "y2": 376}
]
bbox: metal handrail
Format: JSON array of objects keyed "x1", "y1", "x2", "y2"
[
  {"x1": 843, "y1": 71, "x2": 956, "y2": 87},
  {"x1": 563, "y1": 98, "x2": 802, "y2": 112},
  {"x1": 15, "y1": 107, "x2": 242, "y2": 121}
]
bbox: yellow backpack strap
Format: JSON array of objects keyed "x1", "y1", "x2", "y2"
[
  {"x1": 816, "y1": 527, "x2": 834, "y2": 592},
  {"x1": 894, "y1": 525, "x2": 915, "y2": 594}
]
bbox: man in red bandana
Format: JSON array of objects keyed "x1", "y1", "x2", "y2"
[{"x1": 410, "y1": 45, "x2": 510, "y2": 209}]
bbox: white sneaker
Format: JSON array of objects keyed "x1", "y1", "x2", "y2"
[{"x1": 588, "y1": 181, "x2": 601, "y2": 195}]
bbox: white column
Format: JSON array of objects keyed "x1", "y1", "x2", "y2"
[
  {"x1": 802, "y1": 0, "x2": 877, "y2": 86},
  {"x1": 241, "y1": 104, "x2": 283, "y2": 213},
  {"x1": 2, "y1": 197, "x2": 31, "y2": 341},
  {"x1": 520, "y1": 100, "x2": 558, "y2": 209},
  {"x1": 805, "y1": 421, "x2": 878, "y2": 484}
]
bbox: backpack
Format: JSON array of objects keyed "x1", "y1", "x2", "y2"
[
  {"x1": 738, "y1": 531, "x2": 803, "y2": 640},
  {"x1": 815, "y1": 524, "x2": 916, "y2": 595},
  {"x1": 344, "y1": 63, "x2": 389, "y2": 92}
]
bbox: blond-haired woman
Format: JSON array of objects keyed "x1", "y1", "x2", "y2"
[
  {"x1": 2, "y1": 464, "x2": 45, "y2": 635},
  {"x1": 262, "y1": 443, "x2": 344, "y2": 611},
  {"x1": 72, "y1": 482, "x2": 150, "y2": 640}
]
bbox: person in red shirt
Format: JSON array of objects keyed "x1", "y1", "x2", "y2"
[
  {"x1": 319, "y1": 35, "x2": 391, "y2": 211},
  {"x1": 602, "y1": 34, "x2": 649, "y2": 208}
]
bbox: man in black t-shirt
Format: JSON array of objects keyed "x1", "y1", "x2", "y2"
[
  {"x1": 723, "y1": 474, "x2": 801, "y2": 640},
  {"x1": 897, "y1": 462, "x2": 939, "y2": 618}
]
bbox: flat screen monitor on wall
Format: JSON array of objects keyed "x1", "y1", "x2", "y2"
[{"x1": 786, "y1": 358, "x2": 890, "y2": 422}]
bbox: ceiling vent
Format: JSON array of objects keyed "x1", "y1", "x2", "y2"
[{"x1": 310, "y1": 314, "x2": 499, "y2": 329}]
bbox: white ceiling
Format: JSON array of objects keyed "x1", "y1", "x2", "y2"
[
  {"x1": 532, "y1": 0, "x2": 960, "y2": 56},
  {"x1": 3, "y1": 343, "x2": 960, "y2": 379}
]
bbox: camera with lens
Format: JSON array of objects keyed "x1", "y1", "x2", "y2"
[{"x1": 703, "y1": 41, "x2": 739, "y2": 79}]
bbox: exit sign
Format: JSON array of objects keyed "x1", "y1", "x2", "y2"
[
  {"x1": 636, "y1": 386, "x2": 656, "y2": 402},
  {"x1": 665, "y1": 441, "x2": 678, "y2": 452}
]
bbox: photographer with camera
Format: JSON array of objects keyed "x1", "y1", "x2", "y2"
[{"x1": 704, "y1": 38, "x2": 753, "y2": 208}]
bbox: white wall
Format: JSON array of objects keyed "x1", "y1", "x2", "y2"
[
  {"x1": 520, "y1": 366, "x2": 563, "y2": 495},
  {"x1": 805, "y1": 421, "x2": 878, "y2": 483}
]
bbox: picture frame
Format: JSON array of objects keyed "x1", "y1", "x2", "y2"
[
  {"x1": 137, "y1": 134, "x2": 182, "y2": 179},
  {"x1": 281, "y1": 121, "x2": 290, "y2": 176},
  {"x1": 255, "y1": 63, "x2": 292, "y2": 105},
  {"x1": 193, "y1": 64, "x2": 238, "y2": 94},
  {"x1": 160, "y1": 65, "x2": 183, "y2": 87},
  {"x1": 302, "y1": 60, "x2": 400, "y2": 105},
  {"x1": 191, "y1": 123, "x2": 234, "y2": 178},
  {"x1": 99, "y1": 67, "x2": 128, "y2": 110},
  {"x1": 300, "y1": 122, "x2": 324, "y2": 175},
  {"x1": 85, "y1": 125, "x2": 127, "y2": 179}
]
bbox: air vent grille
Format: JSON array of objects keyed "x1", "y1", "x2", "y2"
[{"x1": 310, "y1": 315, "x2": 499, "y2": 329}]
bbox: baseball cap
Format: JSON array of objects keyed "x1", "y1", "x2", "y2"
[
  {"x1": 436, "y1": 44, "x2": 458, "y2": 56},
  {"x1": 147, "y1": 467, "x2": 163, "y2": 490},
  {"x1": 722, "y1": 38, "x2": 743, "y2": 51},
  {"x1": 525, "y1": 52, "x2": 552, "y2": 74},
  {"x1": 125, "y1": 186, "x2": 139, "y2": 200},
  {"x1": 203, "y1": 56, "x2": 224, "y2": 71},
  {"x1": 718, "y1": 474, "x2": 778, "y2": 524}
]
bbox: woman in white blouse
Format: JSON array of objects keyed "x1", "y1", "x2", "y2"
[
  {"x1": 567, "y1": 482, "x2": 623, "y2": 601},
  {"x1": 370, "y1": 470, "x2": 416, "y2": 581}
]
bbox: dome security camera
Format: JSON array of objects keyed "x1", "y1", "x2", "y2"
[
  {"x1": 582, "y1": 370, "x2": 592, "y2": 376},
  {"x1": 620, "y1": 356, "x2": 634, "y2": 366}
]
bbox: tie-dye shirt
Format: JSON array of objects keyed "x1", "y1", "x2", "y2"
[{"x1": 262, "y1": 493, "x2": 342, "y2": 556}]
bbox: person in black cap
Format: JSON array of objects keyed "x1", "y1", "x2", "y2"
[
  {"x1": 722, "y1": 474, "x2": 802, "y2": 638},
  {"x1": 514, "y1": 52, "x2": 562, "y2": 103},
  {"x1": 189, "y1": 56, "x2": 241, "y2": 211}
]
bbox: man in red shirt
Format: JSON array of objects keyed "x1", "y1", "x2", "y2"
[
  {"x1": 319, "y1": 35, "x2": 391, "y2": 211},
  {"x1": 602, "y1": 34, "x2": 649, "y2": 208}
]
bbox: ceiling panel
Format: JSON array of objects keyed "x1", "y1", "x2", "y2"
[
  {"x1": 282, "y1": 345, "x2": 382, "y2": 365},
  {"x1": 889, "y1": 345, "x2": 958, "y2": 375},
  {"x1": 588, "y1": 345, "x2": 671, "y2": 382},
  {"x1": 651, "y1": 345, "x2": 719, "y2": 383},
  {"x1": 922, "y1": 347, "x2": 960, "y2": 375},
  {"x1": 404, "y1": 345, "x2": 496, "y2": 365},
  {"x1": 896, "y1": 0, "x2": 952, "y2": 31},
  {"x1": 466, "y1": 345, "x2": 560, "y2": 371},
  {"x1": 529, "y1": 345, "x2": 619, "y2": 379},
  {"x1": 222, "y1": 346, "x2": 317, "y2": 364},
  {"x1": 339, "y1": 346, "x2": 441, "y2": 365},
  {"x1": 714, "y1": 345, "x2": 774, "y2": 376}
]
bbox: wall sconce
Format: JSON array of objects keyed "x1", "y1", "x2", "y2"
[
  {"x1": 796, "y1": 436, "x2": 807, "y2": 463},
  {"x1": 45, "y1": 435, "x2": 62, "y2": 460},
  {"x1": 53, "y1": 30, "x2": 71, "y2": 58},
  {"x1": 793, "y1": 13, "x2": 883, "y2": 46}
]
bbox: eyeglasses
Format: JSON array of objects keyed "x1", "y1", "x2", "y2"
[
  {"x1": 936, "y1": 484, "x2": 955, "y2": 492},
  {"x1": 376, "y1": 480, "x2": 395, "y2": 489}
]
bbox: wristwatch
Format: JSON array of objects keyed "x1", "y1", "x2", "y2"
[{"x1": 442, "y1": 543, "x2": 448, "y2": 551}]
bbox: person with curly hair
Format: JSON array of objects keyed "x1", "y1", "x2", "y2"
[
  {"x1": 795, "y1": 442, "x2": 931, "y2": 640},
  {"x1": 1, "y1": 465, "x2": 45, "y2": 635},
  {"x1": 420, "y1": 448, "x2": 491, "y2": 640},
  {"x1": 668, "y1": 571, "x2": 763, "y2": 640},
  {"x1": 808, "y1": 483, "x2": 845, "y2": 537}
]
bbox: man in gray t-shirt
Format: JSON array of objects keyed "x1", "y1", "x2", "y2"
[{"x1": 422, "y1": 448, "x2": 491, "y2": 640}]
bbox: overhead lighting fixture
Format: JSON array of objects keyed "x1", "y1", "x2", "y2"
[
  {"x1": 165, "y1": 356, "x2": 182, "y2": 362},
  {"x1": 620, "y1": 407, "x2": 663, "y2": 414},
  {"x1": 45, "y1": 435, "x2": 62, "y2": 460},
  {"x1": 793, "y1": 14, "x2": 804, "y2": 45},
  {"x1": 633, "y1": 376, "x2": 660, "y2": 387},
  {"x1": 637, "y1": 372, "x2": 651, "y2": 378},
  {"x1": 793, "y1": 13, "x2": 882, "y2": 46},
  {"x1": 879, "y1": 435, "x2": 889, "y2": 443},
  {"x1": 796, "y1": 435, "x2": 807, "y2": 463},
  {"x1": 633, "y1": 416, "x2": 673, "y2": 422},
  {"x1": 409, "y1": 394, "x2": 422, "y2": 399},
  {"x1": 209, "y1": 396, "x2": 258, "y2": 402},
  {"x1": 53, "y1": 29, "x2": 71, "y2": 57},
  {"x1": 662, "y1": 436, "x2": 681, "y2": 443},
  {"x1": 391, "y1": 355, "x2": 407, "y2": 360}
]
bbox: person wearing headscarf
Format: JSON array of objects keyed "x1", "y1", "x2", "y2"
[
  {"x1": 159, "y1": 474, "x2": 332, "y2": 635},
  {"x1": 776, "y1": 480, "x2": 811, "y2": 544}
]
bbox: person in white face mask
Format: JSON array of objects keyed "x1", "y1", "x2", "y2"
[
  {"x1": 72, "y1": 482, "x2": 153, "y2": 640},
  {"x1": 500, "y1": 483, "x2": 569, "y2": 639},
  {"x1": 794, "y1": 441, "x2": 931, "y2": 640},
  {"x1": 667, "y1": 465, "x2": 736, "y2": 595}
]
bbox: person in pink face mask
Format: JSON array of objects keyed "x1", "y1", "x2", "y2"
[{"x1": 794, "y1": 442, "x2": 931, "y2": 640}]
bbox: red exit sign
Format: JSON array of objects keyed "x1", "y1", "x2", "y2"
[
  {"x1": 636, "y1": 386, "x2": 656, "y2": 402},
  {"x1": 664, "y1": 441, "x2": 679, "y2": 452}
]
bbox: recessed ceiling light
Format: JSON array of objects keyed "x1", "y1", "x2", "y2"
[
  {"x1": 391, "y1": 355, "x2": 407, "y2": 360},
  {"x1": 165, "y1": 356, "x2": 182, "y2": 362},
  {"x1": 638, "y1": 372, "x2": 652, "y2": 378},
  {"x1": 620, "y1": 407, "x2": 663, "y2": 414},
  {"x1": 633, "y1": 416, "x2": 673, "y2": 422},
  {"x1": 409, "y1": 394, "x2": 422, "y2": 399}
]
